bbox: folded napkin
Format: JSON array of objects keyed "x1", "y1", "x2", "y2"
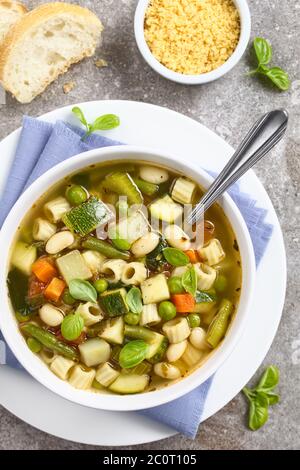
[{"x1": 0, "y1": 116, "x2": 273, "y2": 438}]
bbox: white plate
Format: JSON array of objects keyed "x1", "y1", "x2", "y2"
[{"x1": 0, "y1": 100, "x2": 286, "y2": 446}]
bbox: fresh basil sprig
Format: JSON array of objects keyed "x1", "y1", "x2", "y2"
[
  {"x1": 69, "y1": 279, "x2": 97, "y2": 303},
  {"x1": 72, "y1": 107, "x2": 120, "y2": 140},
  {"x1": 249, "y1": 38, "x2": 290, "y2": 91},
  {"x1": 163, "y1": 247, "x2": 190, "y2": 267},
  {"x1": 126, "y1": 287, "x2": 143, "y2": 314},
  {"x1": 61, "y1": 313, "x2": 84, "y2": 341},
  {"x1": 182, "y1": 266, "x2": 197, "y2": 296},
  {"x1": 119, "y1": 340, "x2": 149, "y2": 369},
  {"x1": 243, "y1": 365, "x2": 280, "y2": 431}
]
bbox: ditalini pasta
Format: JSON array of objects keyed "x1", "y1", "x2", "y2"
[
  {"x1": 194, "y1": 263, "x2": 217, "y2": 290},
  {"x1": 100, "y1": 259, "x2": 127, "y2": 282},
  {"x1": 197, "y1": 238, "x2": 226, "y2": 266},
  {"x1": 32, "y1": 218, "x2": 57, "y2": 241},
  {"x1": 121, "y1": 262, "x2": 147, "y2": 285},
  {"x1": 75, "y1": 302, "x2": 103, "y2": 326},
  {"x1": 68, "y1": 365, "x2": 96, "y2": 390},
  {"x1": 44, "y1": 196, "x2": 71, "y2": 223},
  {"x1": 50, "y1": 356, "x2": 75, "y2": 380},
  {"x1": 8, "y1": 160, "x2": 241, "y2": 395}
]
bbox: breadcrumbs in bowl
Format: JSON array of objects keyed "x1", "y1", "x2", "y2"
[{"x1": 144, "y1": 0, "x2": 241, "y2": 75}]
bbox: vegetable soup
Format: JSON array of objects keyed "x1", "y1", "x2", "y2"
[{"x1": 7, "y1": 161, "x2": 241, "y2": 395}]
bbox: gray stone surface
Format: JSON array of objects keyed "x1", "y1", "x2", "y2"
[{"x1": 0, "y1": 0, "x2": 299, "y2": 450}]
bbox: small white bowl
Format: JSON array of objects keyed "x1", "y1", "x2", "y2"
[{"x1": 135, "y1": 0, "x2": 251, "y2": 84}]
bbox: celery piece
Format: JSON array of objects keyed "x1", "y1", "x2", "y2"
[{"x1": 103, "y1": 172, "x2": 143, "y2": 205}]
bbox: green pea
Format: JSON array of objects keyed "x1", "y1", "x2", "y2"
[
  {"x1": 124, "y1": 313, "x2": 140, "y2": 325},
  {"x1": 167, "y1": 276, "x2": 184, "y2": 294},
  {"x1": 187, "y1": 313, "x2": 201, "y2": 328},
  {"x1": 93, "y1": 278, "x2": 108, "y2": 294},
  {"x1": 112, "y1": 237, "x2": 131, "y2": 251},
  {"x1": 27, "y1": 337, "x2": 42, "y2": 353},
  {"x1": 62, "y1": 289, "x2": 76, "y2": 305},
  {"x1": 66, "y1": 184, "x2": 88, "y2": 205},
  {"x1": 214, "y1": 274, "x2": 228, "y2": 293},
  {"x1": 158, "y1": 301, "x2": 177, "y2": 321}
]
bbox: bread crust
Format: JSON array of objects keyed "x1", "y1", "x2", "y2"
[{"x1": 0, "y1": 2, "x2": 103, "y2": 102}]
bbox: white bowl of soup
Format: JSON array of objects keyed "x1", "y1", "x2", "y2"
[{"x1": 0, "y1": 146, "x2": 255, "y2": 411}]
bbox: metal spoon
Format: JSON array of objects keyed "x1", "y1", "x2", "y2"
[{"x1": 187, "y1": 109, "x2": 289, "y2": 225}]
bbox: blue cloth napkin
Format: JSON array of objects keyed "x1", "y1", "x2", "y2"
[{"x1": 0, "y1": 116, "x2": 273, "y2": 438}]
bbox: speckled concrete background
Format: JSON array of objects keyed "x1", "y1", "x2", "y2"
[{"x1": 0, "y1": 0, "x2": 299, "y2": 450}]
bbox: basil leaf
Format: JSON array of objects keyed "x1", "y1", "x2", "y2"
[
  {"x1": 72, "y1": 107, "x2": 88, "y2": 129},
  {"x1": 126, "y1": 287, "x2": 143, "y2": 314},
  {"x1": 91, "y1": 114, "x2": 120, "y2": 131},
  {"x1": 119, "y1": 340, "x2": 149, "y2": 368},
  {"x1": 182, "y1": 266, "x2": 197, "y2": 296},
  {"x1": 265, "y1": 392, "x2": 280, "y2": 406},
  {"x1": 243, "y1": 365, "x2": 280, "y2": 431},
  {"x1": 61, "y1": 313, "x2": 84, "y2": 341},
  {"x1": 256, "y1": 365, "x2": 279, "y2": 392},
  {"x1": 248, "y1": 393, "x2": 269, "y2": 431},
  {"x1": 253, "y1": 37, "x2": 272, "y2": 65},
  {"x1": 163, "y1": 248, "x2": 189, "y2": 267},
  {"x1": 265, "y1": 67, "x2": 290, "y2": 91},
  {"x1": 146, "y1": 236, "x2": 169, "y2": 271},
  {"x1": 69, "y1": 279, "x2": 97, "y2": 303},
  {"x1": 195, "y1": 290, "x2": 216, "y2": 303}
]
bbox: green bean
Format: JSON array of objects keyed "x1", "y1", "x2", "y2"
[
  {"x1": 132, "y1": 177, "x2": 159, "y2": 197},
  {"x1": 82, "y1": 237, "x2": 131, "y2": 260},
  {"x1": 21, "y1": 323, "x2": 79, "y2": 360},
  {"x1": 206, "y1": 299, "x2": 233, "y2": 348}
]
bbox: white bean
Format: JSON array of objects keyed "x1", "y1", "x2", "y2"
[
  {"x1": 45, "y1": 231, "x2": 74, "y2": 254},
  {"x1": 139, "y1": 165, "x2": 169, "y2": 184},
  {"x1": 164, "y1": 225, "x2": 191, "y2": 251},
  {"x1": 166, "y1": 340, "x2": 187, "y2": 362},
  {"x1": 190, "y1": 327, "x2": 208, "y2": 350},
  {"x1": 131, "y1": 232, "x2": 160, "y2": 257},
  {"x1": 154, "y1": 362, "x2": 181, "y2": 380},
  {"x1": 39, "y1": 304, "x2": 64, "y2": 327}
]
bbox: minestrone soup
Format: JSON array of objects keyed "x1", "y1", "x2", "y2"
[{"x1": 7, "y1": 161, "x2": 241, "y2": 394}]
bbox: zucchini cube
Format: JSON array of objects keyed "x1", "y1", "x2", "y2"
[{"x1": 99, "y1": 288, "x2": 129, "y2": 317}]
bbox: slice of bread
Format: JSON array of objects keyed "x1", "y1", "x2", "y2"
[
  {"x1": 0, "y1": 2, "x2": 103, "y2": 103},
  {"x1": 0, "y1": 1, "x2": 27, "y2": 43}
]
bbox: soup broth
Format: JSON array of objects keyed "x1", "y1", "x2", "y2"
[{"x1": 8, "y1": 161, "x2": 241, "y2": 394}]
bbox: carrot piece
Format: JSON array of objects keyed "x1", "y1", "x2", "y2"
[
  {"x1": 185, "y1": 250, "x2": 198, "y2": 263},
  {"x1": 32, "y1": 258, "x2": 57, "y2": 283},
  {"x1": 44, "y1": 277, "x2": 66, "y2": 302},
  {"x1": 171, "y1": 294, "x2": 195, "y2": 313}
]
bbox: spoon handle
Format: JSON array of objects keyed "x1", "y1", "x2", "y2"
[{"x1": 187, "y1": 109, "x2": 289, "y2": 225}]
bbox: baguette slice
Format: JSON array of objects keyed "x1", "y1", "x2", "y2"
[
  {"x1": 0, "y1": 2, "x2": 103, "y2": 103},
  {"x1": 0, "y1": 1, "x2": 27, "y2": 43}
]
